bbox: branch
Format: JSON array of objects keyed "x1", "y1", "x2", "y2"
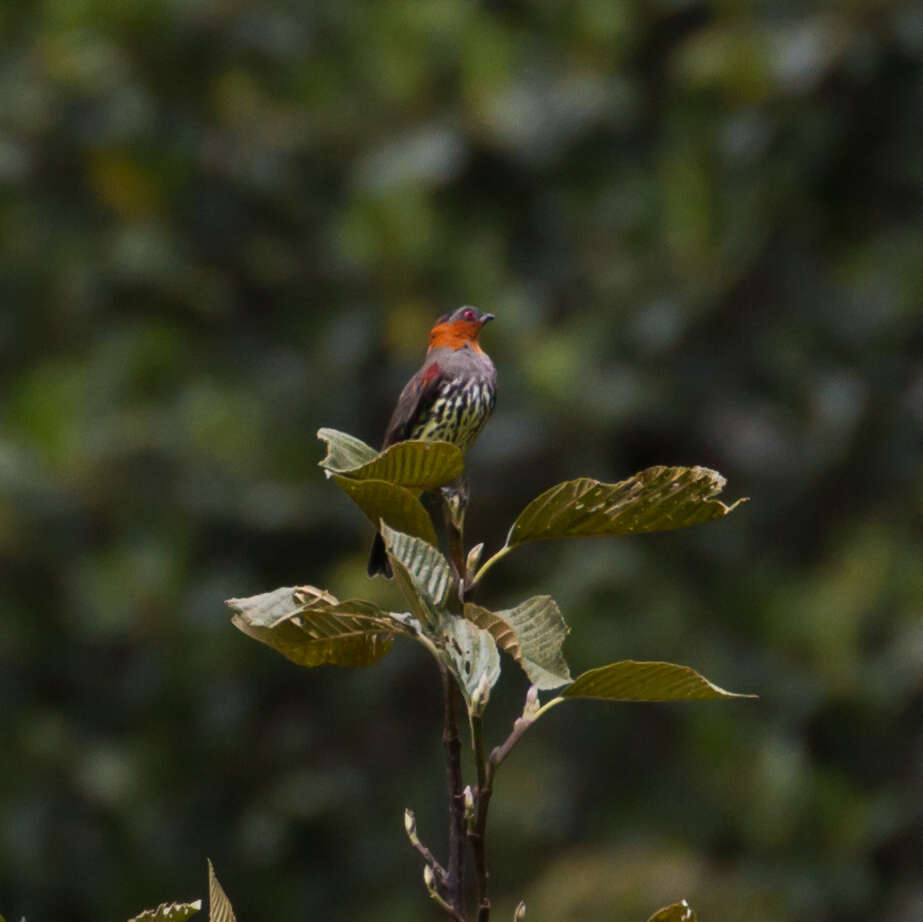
[
  {"x1": 468, "y1": 686, "x2": 545, "y2": 922},
  {"x1": 441, "y1": 663, "x2": 467, "y2": 917},
  {"x1": 469, "y1": 714, "x2": 492, "y2": 922},
  {"x1": 404, "y1": 809, "x2": 448, "y2": 885},
  {"x1": 424, "y1": 865, "x2": 470, "y2": 922}
]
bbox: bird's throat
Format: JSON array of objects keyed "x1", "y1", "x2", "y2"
[{"x1": 428, "y1": 321, "x2": 486, "y2": 353}]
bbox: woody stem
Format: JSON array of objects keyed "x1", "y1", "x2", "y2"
[
  {"x1": 469, "y1": 715, "x2": 492, "y2": 922},
  {"x1": 440, "y1": 664, "x2": 467, "y2": 917},
  {"x1": 441, "y1": 479, "x2": 470, "y2": 604}
]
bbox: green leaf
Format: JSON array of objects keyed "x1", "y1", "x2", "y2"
[
  {"x1": 317, "y1": 427, "x2": 378, "y2": 472},
  {"x1": 318, "y1": 428, "x2": 463, "y2": 489},
  {"x1": 127, "y1": 901, "x2": 202, "y2": 922},
  {"x1": 562, "y1": 661, "x2": 755, "y2": 701},
  {"x1": 646, "y1": 899, "x2": 697, "y2": 922},
  {"x1": 331, "y1": 475, "x2": 439, "y2": 546},
  {"x1": 381, "y1": 523, "x2": 451, "y2": 627},
  {"x1": 505, "y1": 466, "x2": 746, "y2": 548},
  {"x1": 440, "y1": 615, "x2": 501, "y2": 715},
  {"x1": 464, "y1": 596, "x2": 571, "y2": 690},
  {"x1": 208, "y1": 860, "x2": 236, "y2": 922},
  {"x1": 227, "y1": 585, "x2": 412, "y2": 668}
]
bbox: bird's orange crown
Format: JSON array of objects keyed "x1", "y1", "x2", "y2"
[{"x1": 428, "y1": 306, "x2": 495, "y2": 353}]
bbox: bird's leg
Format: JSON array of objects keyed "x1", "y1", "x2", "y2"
[{"x1": 440, "y1": 477, "x2": 470, "y2": 606}]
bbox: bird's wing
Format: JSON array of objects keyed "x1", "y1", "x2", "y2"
[{"x1": 382, "y1": 360, "x2": 444, "y2": 446}]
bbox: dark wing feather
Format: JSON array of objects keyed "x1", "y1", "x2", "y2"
[{"x1": 382, "y1": 361, "x2": 444, "y2": 447}]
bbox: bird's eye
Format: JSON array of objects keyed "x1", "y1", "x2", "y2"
[{"x1": 463, "y1": 309, "x2": 475, "y2": 321}]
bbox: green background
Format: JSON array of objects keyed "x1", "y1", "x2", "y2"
[{"x1": 2, "y1": 1, "x2": 921, "y2": 920}]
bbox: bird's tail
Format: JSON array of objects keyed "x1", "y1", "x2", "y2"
[{"x1": 367, "y1": 531, "x2": 393, "y2": 578}]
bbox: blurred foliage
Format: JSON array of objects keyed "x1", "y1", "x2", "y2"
[{"x1": 1, "y1": 1, "x2": 921, "y2": 921}]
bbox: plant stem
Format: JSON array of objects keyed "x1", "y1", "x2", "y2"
[
  {"x1": 467, "y1": 687, "x2": 557, "y2": 922},
  {"x1": 441, "y1": 663, "x2": 466, "y2": 917},
  {"x1": 469, "y1": 714, "x2": 492, "y2": 922},
  {"x1": 489, "y1": 715, "x2": 533, "y2": 771},
  {"x1": 441, "y1": 480, "x2": 469, "y2": 604},
  {"x1": 404, "y1": 810, "x2": 448, "y2": 885},
  {"x1": 470, "y1": 544, "x2": 512, "y2": 590}
]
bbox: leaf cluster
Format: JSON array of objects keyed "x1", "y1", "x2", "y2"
[{"x1": 230, "y1": 429, "x2": 751, "y2": 730}]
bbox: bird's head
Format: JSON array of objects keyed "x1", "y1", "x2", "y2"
[{"x1": 428, "y1": 306, "x2": 495, "y2": 353}]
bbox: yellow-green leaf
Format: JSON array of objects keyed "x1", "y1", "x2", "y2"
[
  {"x1": 331, "y1": 475, "x2": 438, "y2": 546},
  {"x1": 464, "y1": 596, "x2": 571, "y2": 690},
  {"x1": 506, "y1": 466, "x2": 746, "y2": 548},
  {"x1": 227, "y1": 585, "x2": 411, "y2": 668},
  {"x1": 562, "y1": 661, "x2": 755, "y2": 701},
  {"x1": 318, "y1": 428, "x2": 463, "y2": 489},
  {"x1": 647, "y1": 899, "x2": 697, "y2": 922},
  {"x1": 127, "y1": 901, "x2": 202, "y2": 922},
  {"x1": 382, "y1": 523, "x2": 451, "y2": 628},
  {"x1": 208, "y1": 860, "x2": 236, "y2": 922}
]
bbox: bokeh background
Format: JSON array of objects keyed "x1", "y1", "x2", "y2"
[{"x1": 2, "y1": 1, "x2": 921, "y2": 920}]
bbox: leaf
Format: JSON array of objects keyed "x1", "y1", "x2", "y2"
[
  {"x1": 562, "y1": 661, "x2": 756, "y2": 702},
  {"x1": 208, "y1": 860, "x2": 236, "y2": 922},
  {"x1": 127, "y1": 902, "x2": 202, "y2": 922},
  {"x1": 381, "y1": 523, "x2": 452, "y2": 627},
  {"x1": 316, "y1": 427, "x2": 378, "y2": 473},
  {"x1": 440, "y1": 615, "x2": 501, "y2": 715},
  {"x1": 228, "y1": 585, "x2": 412, "y2": 668},
  {"x1": 505, "y1": 466, "x2": 746, "y2": 548},
  {"x1": 318, "y1": 428, "x2": 463, "y2": 489},
  {"x1": 647, "y1": 899, "x2": 697, "y2": 922},
  {"x1": 331, "y1": 475, "x2": 439, "y2": 546},
  {"x1": 464, "y1": 596, "x2": 571, "y2": 690}
]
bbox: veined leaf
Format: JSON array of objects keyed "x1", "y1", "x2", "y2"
[
  {"x1": 647, "y1": 900, "x2": 697, "y2": 922},
  {"x1": 316, "y1": 428, "x2": 378, "y2": 472},
  {"x1": 562, "y1": 661, "x2": 755, "y2": 702},
  {"x1": 506, "y1": 466, "x2": 746, "y2": 548},
  {"x1": 227, "y1": 585, "x2": 412, "y2": 668},
  {"x1": 382, "y1": 523, "x2": 451, "y2": 627},
  {"x1": 127, "y1": 902, "x2": 202, "y2": 922},
  {"x1": 331, "y1": 476, "x2": 439, "y2": 546},
  {"x1": 318, "y1": 428, "x2": 463, "y2": 489},
  {"x1": 440, "y1": 615, "x2": 501, "y2": 715},
  {"x1": 208, "y1": 860, "x2": 236, "y2": 922},
  {"x1": 464, "y1": 596, "x2": 571, "y2": 690}
]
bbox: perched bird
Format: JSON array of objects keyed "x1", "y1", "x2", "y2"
[{"x1": 368, "y1": 306, "x2": 497, "y2": 577}]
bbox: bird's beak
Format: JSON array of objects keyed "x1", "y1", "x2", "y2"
[{"x1": 481, "y1": 313, "x2": 495, "y2": 325}]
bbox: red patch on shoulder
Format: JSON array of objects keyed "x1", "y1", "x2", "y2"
[{"x1": 421, "y1": 362, "x2": 442, "y2": 386}]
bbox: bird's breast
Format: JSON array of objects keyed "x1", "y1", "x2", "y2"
[{"x1": 409, "y1": 375, "x2": 497, "y2": 451}]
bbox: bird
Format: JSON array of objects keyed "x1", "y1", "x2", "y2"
[{"x1": 368, "y1": 306, "x2": 497, "y2": 577}]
